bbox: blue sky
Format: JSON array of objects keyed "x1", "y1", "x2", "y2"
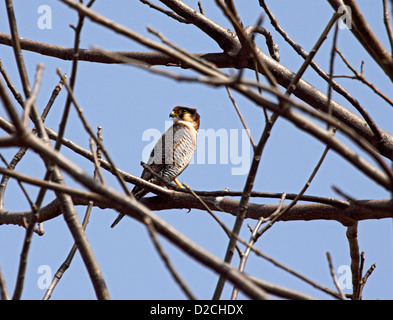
[{"x1": 1, "y1": 0, "x2": 392, "y2": 300}]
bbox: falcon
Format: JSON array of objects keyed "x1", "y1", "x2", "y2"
[{"x1": 111, "y1": 106, "x2": 200, "y2": 228}]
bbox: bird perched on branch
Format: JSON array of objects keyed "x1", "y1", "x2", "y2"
[{"x1": 111, "y1": 106, "x2": 200, "y2": 228}]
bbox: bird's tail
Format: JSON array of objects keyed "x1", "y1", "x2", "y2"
[
  {"x1": 110, "y1": 212, "x2": 125, "y2": 228},
  {"x1": 110, "y1": 186, "x2": 150, "y2": 228}
]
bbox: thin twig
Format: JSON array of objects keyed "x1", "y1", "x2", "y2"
[
  {"x1": 356, "y1": 251, "x2": 376, "y2": 299},
  {"x1": 0, "y1": 267, "x2": 10, "y2": 300},
  {"x1": 12, "y1": 204, "x2": 40, "y2": 299},
  {"x1": 0, "y1": 58, "x2": 24, "y2": 106},
  {"x1": 346, "y1": 222, "x2": 361, "y2": 300},
  {"x1": 231, "y1": 193, "x2": 286, "y2": 300},
  {"x1": 42, "y1": 199, "x2": 94, "y2": 300},
  {"x1": 147, "y1": 25, "x2": 222, "y2": 71},
  {"x1": 244, "y1": 25, "x2": 280, "y2": 62},
  {"x1": 248, "y1": 243, "x2": 344, "y2": 299},
  {"x1": 90, "y1": 137, "x2": 106, "y2": 185},
  {"x1": 359, "y1": 263, "x2": 376, "y2": 296},
  {"x1": 23, "y1": 64, "x2": 44, "y2": 127},
  {"x1": 359, "y1": 251, "x2": 365, "y2": 281},
  {"x1": 383, "y1": 0, "x2": 393, "y2": 54},
  {"x1": 144, "y1": 216, "x2": 197, "y2": 300},
  {"x1": 140, "y1": 0, "x2": 189, "y2": 24},
  {"x1": 326, "y1": 252, "x2": 347, "y2": 299},
  {"x1": 326, "y1": 22, "x2": 339, "y2": 130},
  {"x1": 0, "y1": 154, "x2": 43, "y2": 235},
  {"x1": 335, "y1": 48, "x2": 393, "y2": 107},
  {"x1": 42, "y1": 74, "x2": 67, "y2": 121},
  {"x1": 183, "y1": 183, "x2": 243, "y2": 256},
  {"x1": 225, "y1": 86, "x2": 256, "y2": 148},
  {"x1": 5, "y1": 0, "x2": 31, "y2": 99},
  {"x1": 250, "y1": 20, "x2": 270, "y2": 122},
  {"x1": 197, "y1": 1, "x2": 204, "y2": 15},
  {"x1": 247, "y1": 275, "x2": 317, "y2": 300}
]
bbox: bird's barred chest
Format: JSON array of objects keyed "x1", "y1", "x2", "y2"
[{"x1": 148, "y1": 123, "x2": 197, "y2": 181}]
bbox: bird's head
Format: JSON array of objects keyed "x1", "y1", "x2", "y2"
[{"x1": 170, "y1": 106, "x2": 200, "y2": 131}]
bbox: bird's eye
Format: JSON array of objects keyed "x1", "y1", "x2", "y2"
[{"x1": 182, "y1": 109, "x2": 188, "y2": 113}]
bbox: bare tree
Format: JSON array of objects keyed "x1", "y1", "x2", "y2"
[{"x1": 0, "y1": 0, "x2": 392, "y2": 300}]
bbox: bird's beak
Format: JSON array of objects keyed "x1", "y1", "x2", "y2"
[{"x1": 169, "y1": 111, "x2": 176, "y2": 118}]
